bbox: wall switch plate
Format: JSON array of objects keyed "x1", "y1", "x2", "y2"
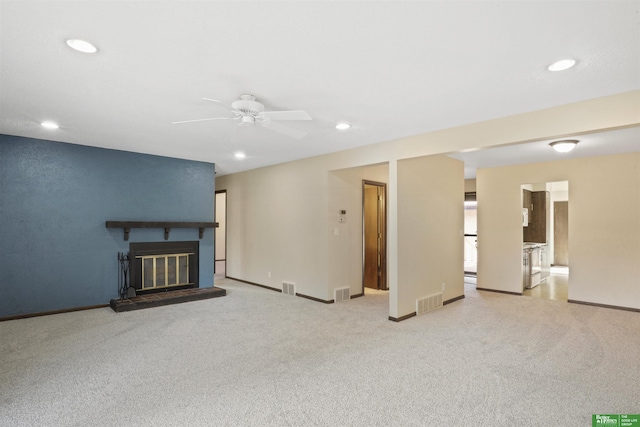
[{"x1": 334, "y1": 227, "x2": 339, "y2": 236}]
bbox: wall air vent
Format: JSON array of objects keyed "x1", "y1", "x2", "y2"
[
  {"x1": 282, "y1": 281, "x2": 296, "y2": 296},
  {"x1": 334, "y1": 287, "x2": 350, "y2": 303},
  {"x1": 416, "y1": 292, "x2": 443, "y2": 315}
]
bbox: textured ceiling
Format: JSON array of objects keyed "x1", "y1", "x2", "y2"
[{"x1": 1, "y1": 1, "x2": 639, "y2": 175}]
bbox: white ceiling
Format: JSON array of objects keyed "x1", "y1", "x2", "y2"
[
  {"x1": 449, "y1": 126, "x2": 640, "y2": 179},
  {"x1": 1, "y1": 1, "x2": 639, "y2": 176}
]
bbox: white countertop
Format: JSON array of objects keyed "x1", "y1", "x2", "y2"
[{"x1": 523, "y1": 242, "x2": 547, "y2": 249}]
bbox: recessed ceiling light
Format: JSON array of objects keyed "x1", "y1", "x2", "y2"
[
  {"x1": 41, "y1": 121, "x2": 59, "y2": 129},
  {"x1": 547, "y1": 59, "x2": 576, "y2": 72},
  {"x1": 336, "y1": 122, "x2": 351, "y2": 130},
  {"x1": 549, "y1": 139, "x2": 579, "y2": 153},
  {"x1": 66, "y1": 39, "x2": 98, "y2": 53},
  {"x1": 234, "y1": 152, "x2": 246, "y2": 159}
]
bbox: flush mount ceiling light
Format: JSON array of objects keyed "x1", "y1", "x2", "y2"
[
  {"x1": 40, "y1": 121, "x2": 59, "y2": 129},
  {"x1": 547, "y1": 59, "x2": 576, "y2": 71},
  {"x1": 234, "y1": 152, "x2": 246, "y2": 159},
  {"x1": 550, "y1": 139, "x2": 579, "y2": 153},
  {"x1": 336, "y1": 122, "x2": 351, "y2": 130},
  {"x1": 66, "y1": 39, "x2": 98, "y2": 53}
]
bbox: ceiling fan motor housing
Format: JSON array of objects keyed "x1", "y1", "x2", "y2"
[{"x1": 232, "y1": 94, "x2": 264, "y2": 117}]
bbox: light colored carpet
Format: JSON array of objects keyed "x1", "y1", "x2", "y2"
[{"x1": 1, "y1": 279, "x2": 638, "y2": 426}]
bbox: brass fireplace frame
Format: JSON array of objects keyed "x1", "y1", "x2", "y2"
[
  {"x1": 129, "y1": 241, "x2": 199, "y2": 294},
  {"x1": 136, "y1": 252, "x2": 194, "y2": 290}
]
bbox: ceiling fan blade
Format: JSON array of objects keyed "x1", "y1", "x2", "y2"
[
  {"x1": 259, "y1": 110, "x2": 312, "y2": 121},
  {"x1": 259, "y1": 120, "x2": 308, "y2": 139},
  {"x1": 203, "y1": 98, "x2": 240, "y2": 113},
  {"x1": 172, "y1": 117, "x2": 236, "y2": 124}
]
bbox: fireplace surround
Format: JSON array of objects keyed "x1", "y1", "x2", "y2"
[{"x1": 110, "y1": 239, "x2": 226, "y2": 313}]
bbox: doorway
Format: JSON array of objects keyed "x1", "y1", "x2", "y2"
[
  {"x1": 215, "y1": 190, "x2": 227, "y2": 277},
  {"x1": 464, "y1": 192, "x2": 477, "y2": 279},
  {"x1": 362, "y1": 180, "x2": 387, "y2": 291},
  {"x1": 521, "y1": 181, "x2": 569, "y2": 302}
]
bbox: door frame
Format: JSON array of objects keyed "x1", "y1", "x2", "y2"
[
  {"x1": 214, "y1": 189, "x2": 227, "y2": 276},
  {"x1": 464, "y1": 191, "x2": 477, "y2": 276},
  {"x1": 361, "y1": 180, "x2": 387, "y2": 293}
]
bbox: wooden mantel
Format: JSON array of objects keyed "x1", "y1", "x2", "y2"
[{"x1": 106, "y1": 221, "x2": 218, "y2": 241}]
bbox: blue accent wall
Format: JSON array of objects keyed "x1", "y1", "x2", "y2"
[{"x1": 0, "y1": 135, "x2": 215, "y2": 317}]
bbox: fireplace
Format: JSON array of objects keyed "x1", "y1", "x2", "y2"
[{"x1": 129, "y1": 241, "x2": 199, "y2": 293}]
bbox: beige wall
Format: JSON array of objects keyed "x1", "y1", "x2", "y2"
[
  {"x1": 465, "y1": 179, "x2": 477, "y2": 193},
  {"x1": 219, "y1": 160, "x2": 330, "y2": 297},
  {"x1": 328, "y1": 163, "x2": 389, "y2": 298},
  {"x1": 397, "y1": 155, "x2": 464, "y2": 317},
  {"x1": 477, "y1": 152, "x2": 640, "y2": 309},
  {"x1": 216, "y1": 91, "x2": 639, "y2": 317}
]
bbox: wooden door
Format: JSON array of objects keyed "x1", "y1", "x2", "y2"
[
  {"x1": 363, "y1": 181, "x2": 386, "y2": 290},
  {"x1": 554, "y1": 201, "x2": 569, "y2": 266}
]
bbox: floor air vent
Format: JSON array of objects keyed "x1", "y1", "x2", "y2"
[
  {"x1": 282, "y1": 281, "x2": 296, "y2": 295},
  {"x1": 334, "y1": 287, "x2": 350, "y2": 303},
  {"x1": 416, "y1": 292, "x2": 443, "y2": 315}
]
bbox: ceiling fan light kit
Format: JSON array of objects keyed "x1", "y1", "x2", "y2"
[{"x1": 173, "y1": 94, "x2": 312, "y2": 139}]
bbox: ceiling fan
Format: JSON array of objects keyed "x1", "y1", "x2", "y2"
[{"x1": 173, "y1": 94, "x2": 312, "y2": 139}]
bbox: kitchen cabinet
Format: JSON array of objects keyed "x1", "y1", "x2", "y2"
[
  {"x1": 523, "y1": 191, "x2": 549, "y2": 243},
  {"x1": 522, "y1": 189, "x2": 532, "y2": 227},
  {"x1": 523, "y1": 189, "x2": 532, "y2": 211}
]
